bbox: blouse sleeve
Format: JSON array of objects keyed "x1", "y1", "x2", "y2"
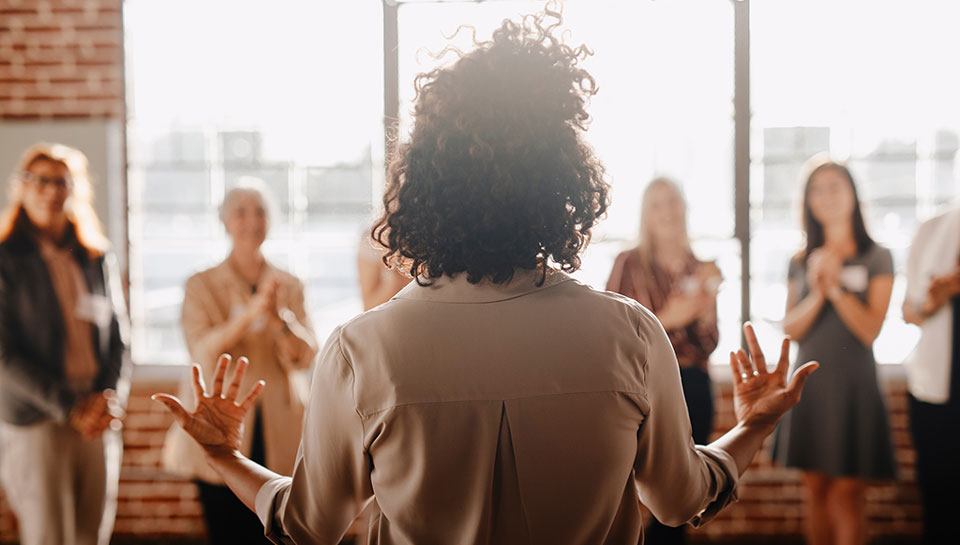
[
  {"x1": 868, "y1": 246, "x2": 895, "y2": 278},
  {"x1": 606, "y1": 251, "x2": 629, "y2": 293},
  {"x1": 632, "y1": 308, "x2": 739, "y2": 526},
  {"x1": 181, "y1": 274, "x2": 221, "y2": 371},
  {"x1": 607, "y1": 250, "x2": 654, "y2": 308},
  {"x1": 282, "y1": 276, "x2": 319, "y2": 370},
  {"x1": 255, "y1": 326, "x2": 374, "y2": 545}
]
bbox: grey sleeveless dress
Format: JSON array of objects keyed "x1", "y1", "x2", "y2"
[{"x1": 772, "y1": 244, "x2": 897, "y2": 479}]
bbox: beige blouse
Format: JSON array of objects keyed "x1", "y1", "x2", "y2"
[
  {"x1": 37, "y1": 239, "x2": 99, "y2": 390},
  {"x1": 162, "y1": 260, "x2": 317, "y2": 483},
  {"x1": 254, "y1": 270, "x2": 740, "y2": 544}
]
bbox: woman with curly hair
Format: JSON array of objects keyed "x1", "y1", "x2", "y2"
[{"x1": 153, "y1": 8, "x2": 817, "y2": 544}]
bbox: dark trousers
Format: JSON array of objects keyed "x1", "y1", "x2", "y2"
[
  {"x1": 645, "y1": 366, "x2": 715, "y2": 545},
  {"x1": 909, "y1": 393, "x2": 960, "y2": 545},
  {"x1": 195, "y1": 407, "x2": 271, "y2": 545}
]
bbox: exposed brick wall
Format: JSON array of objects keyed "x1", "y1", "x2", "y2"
[
  {"x1": 0, "y1": 377, "x2": 924, "y2": 543},
  {"x1": 0, "y1": 0, "x2": 124, "y2": 119}
]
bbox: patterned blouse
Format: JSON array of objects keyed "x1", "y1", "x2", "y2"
[{"x1": 606, "y1": 248, "x2": 719, "y2": 371}]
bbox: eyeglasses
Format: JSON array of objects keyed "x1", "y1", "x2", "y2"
[{"x1": 20, "y1": 171, "x2": 74, "y2": 192}]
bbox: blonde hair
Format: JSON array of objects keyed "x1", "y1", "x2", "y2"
[
  {"x1": 637, "y1": 176, "x2": 691, "y2": 259},
  {"x1": 0, "y1": 142, "x2": 108, "y2": 255}
]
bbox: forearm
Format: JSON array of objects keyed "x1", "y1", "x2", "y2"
[
  {"x1": 829, "y1": 291, "x2": 883, "y2": 346},
  {"x1": 903, "y1": 300, "x2": 927, "y2": 326},
  {"x1": 205, "y1": 448, "x2": 283, "y2": 512},
  {"x1": 782, "y1": 292, "x2": 825, "y2": 340},
  {"x1": 193, "y1": 313, "x2": 255, "y2": 361},
  {"x1": 708, "y1": 421, "x2": 774, "y2": 476}
]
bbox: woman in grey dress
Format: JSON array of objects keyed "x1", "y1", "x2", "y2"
[{"x1": 776, "y1": 156, "x2": 896, "y2": 545}]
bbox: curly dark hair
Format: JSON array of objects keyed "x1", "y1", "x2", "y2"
[{"x1": 372, "y1": 6, "x2": 609, "y2": 285}]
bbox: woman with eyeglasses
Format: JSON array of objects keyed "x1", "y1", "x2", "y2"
[
  {"x1": 0, "y1": 143, "x2": 129, "y2": 545},
  {"x1": 774, "y1": 155, "x2": 897, "y2": 545}
]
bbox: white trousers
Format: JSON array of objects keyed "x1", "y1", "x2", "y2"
[{"x1": 0, "y1": 421, "x2": 121, "y2": 545}]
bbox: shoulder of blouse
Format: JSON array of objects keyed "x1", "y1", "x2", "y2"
[
  {"x1": 265, "y1": 263, "x2": 304, "y2": 290},
  {"x1": 183, "y1": 262, "x2": 227, "y2": 298},
  {"x1": 618, "y1": 247, "x2": 647, "y2": 271}
]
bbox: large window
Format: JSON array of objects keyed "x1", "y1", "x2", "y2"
[
  {"x1": 124, "y1": 0, "x2": 960, "y2": 366},
  {"x1": 124, "y1": 1, "x2": 384, "y2": 364},
  {"x1": 749, "y1": 0, "x2": 960, "y2": 362},
  {"x1": 397, "y1": 0, "x2": 741, "y2": 356}
]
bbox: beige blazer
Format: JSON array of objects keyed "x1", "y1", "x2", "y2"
[
  {"x1": 162, "y1": 260, "x2": 317, "y2": 483},
  {"x1": 255, "y1": 270, "x2": 740, "y2": 544}
]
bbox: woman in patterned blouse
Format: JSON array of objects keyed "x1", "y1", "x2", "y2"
[{"x1": 606, "y1": 177, "x2": 722, "y2": 545}]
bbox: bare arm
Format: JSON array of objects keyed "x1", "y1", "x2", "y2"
[
  {"x1": 358, "y1": 256, "x2": 410, "y2": 311},
  {"x1": 826, "y1": 275, "x2": 893, "y2": 347},
  {"x1": 782, "y1": 277, "x2": 826, "y2": 341}
]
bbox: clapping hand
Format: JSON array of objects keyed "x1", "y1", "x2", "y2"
[
  {"x1": 729, "y1": 323, "x2": 819, "y2": 432},
  {"x1": 924, "y1": 266, "x2": 960, "y2": 315},
  {"x1": 69, "y1": 389, "x2": 124, "y2": 439},
  {"x1": 152, "y1": 354, "x2": 265, "y2": 455},
  {"x1": 807, "y1": 249, "x2": 842, "y2": 297}
]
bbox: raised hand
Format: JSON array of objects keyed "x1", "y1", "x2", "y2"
[
  {"x1": 152, "y1": 354, "x2": 265, "y2": 454},
  {"x1": 729, "y1": 323, "x2": 818, "y2": 432}
]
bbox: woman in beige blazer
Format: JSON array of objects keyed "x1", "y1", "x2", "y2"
[{"x1": 161, "y1": 180, "x2": 317, "y2": 544}]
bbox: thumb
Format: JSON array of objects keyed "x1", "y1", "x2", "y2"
[
  {"x1": 151, "y1": 393, "x2": 190, "y2": 425},
  {"x1": 786, "y1": 361, "x2": 819, "y2": 400}
]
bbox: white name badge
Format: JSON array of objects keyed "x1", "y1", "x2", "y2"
[
  {"x1": 75, "y1": 294, "x2": 113, "y2": 328},
  {"x1": 840, "y1": 265, "x2": 869, "y2": 292}
]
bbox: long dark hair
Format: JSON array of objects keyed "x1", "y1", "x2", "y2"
[{"x1": 800, "y1": 159, "x2": 874, "y2": 262}]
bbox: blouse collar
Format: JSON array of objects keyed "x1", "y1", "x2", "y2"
[{"x1": 395, "y1": 268, "x2": 576, "y2": 304}]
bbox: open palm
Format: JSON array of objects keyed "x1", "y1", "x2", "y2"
[
  {"x1": 153, "y1": 354, "x2": 265, "y2": 453},
  {"x1": 729, "y1": 323, "x2": 818, "y2": 432}
]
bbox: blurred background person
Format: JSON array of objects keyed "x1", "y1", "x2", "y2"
[
  {"x1": 357, "y1": 226, "x2": 411, "y2": 310},
  {"x1": 0, "y1": 142, "x2": 129, "y2": 545},
  {"x1": 903, "y1": 204, "x2": 960, "y2": 544},
  {"x1": 161, "y1": 180, "x2": 318, "y2": 544},
  {"x1": 775, "y1": 156, "x2": 896, "y2": 545},
  {"x1": 606, "y1": 176, "x2": 721, "y2": 545}
]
